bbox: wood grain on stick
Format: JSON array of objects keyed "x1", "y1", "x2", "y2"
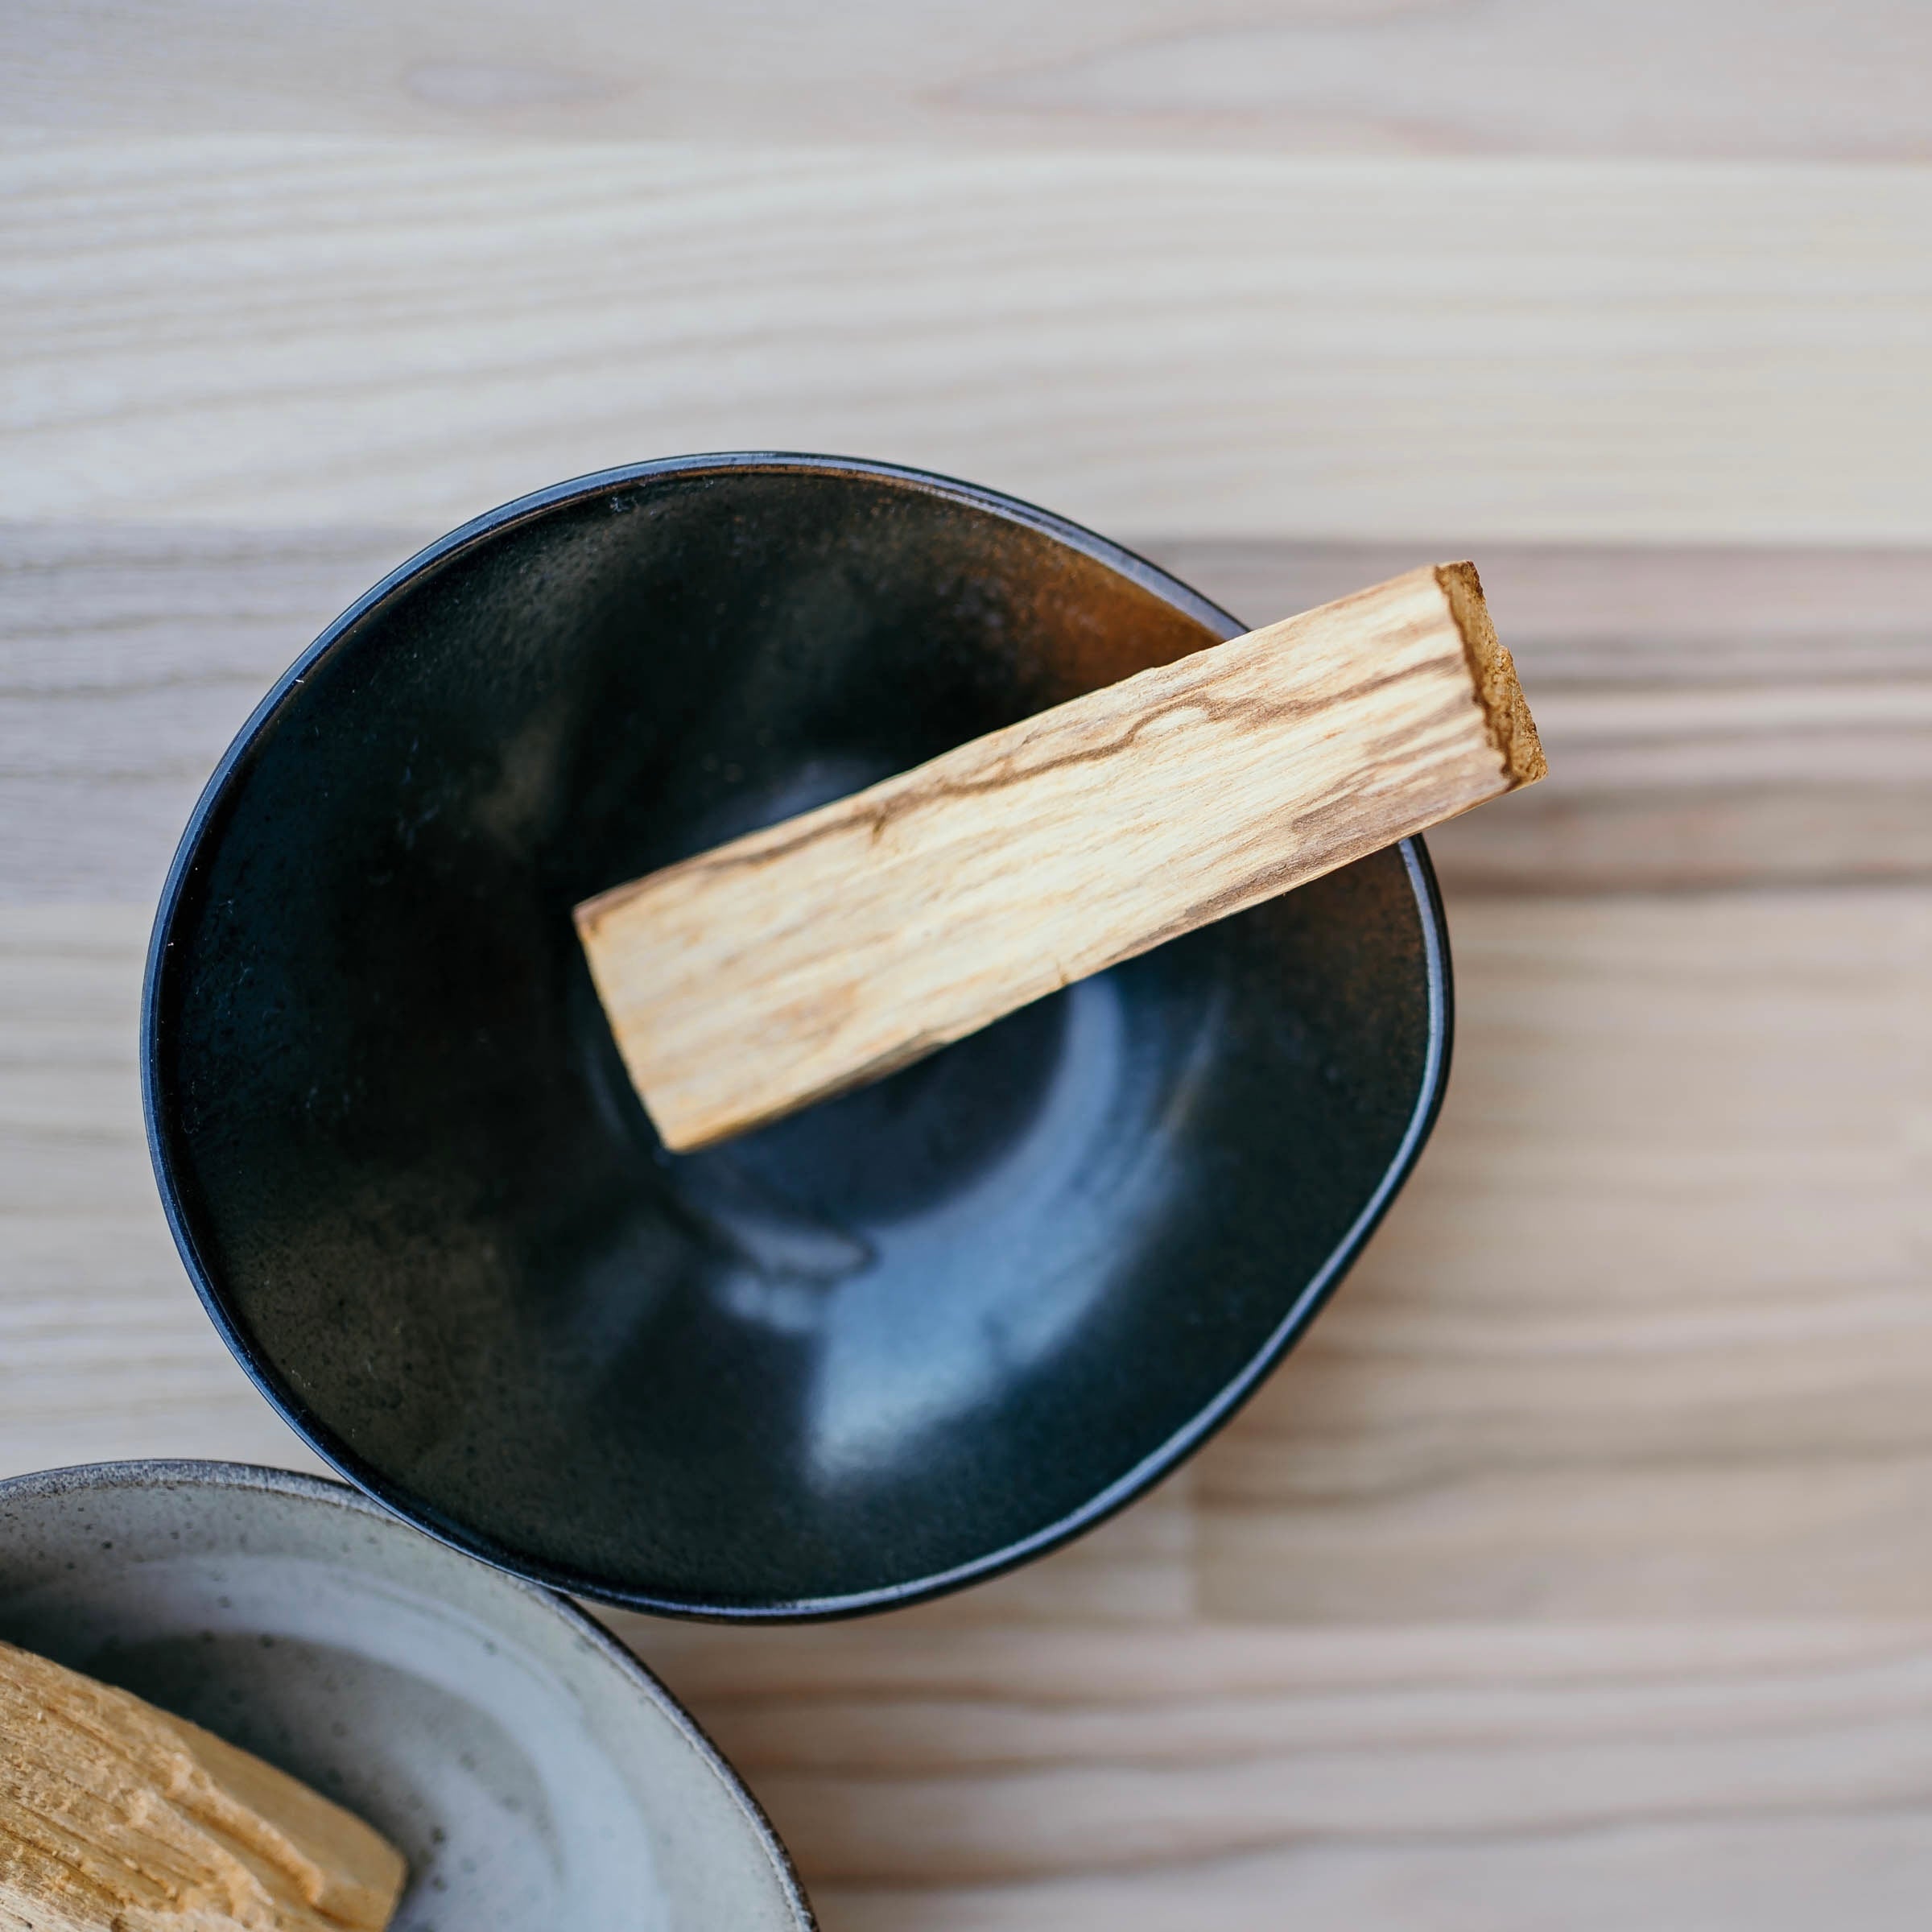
[
  {"x1": 577, "y1": 564, "x2": 1544, "y2": 1151},
  {"x1": 0, "y1": 1639, "x2": 405, "y2": 1930}
]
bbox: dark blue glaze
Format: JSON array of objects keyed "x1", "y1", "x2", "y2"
[{"x1": 142, "y1": 455, "x2": 1451, "y2": 1619}]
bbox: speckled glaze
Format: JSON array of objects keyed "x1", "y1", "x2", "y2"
[
  {"x1": 144, "y1": 455, "x2": 1451, "y2": 1619},
  {"x1": 0, "y1": 1461, "x2": 813, "y2": 1930}
]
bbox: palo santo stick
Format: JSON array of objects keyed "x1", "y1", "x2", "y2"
[
  {"x1": 0, "y1": 1637, "x2": 406, "y2": 1932},
  {"x1": 578, "y1": 562, "x2": 1544, "y2": 1153}
]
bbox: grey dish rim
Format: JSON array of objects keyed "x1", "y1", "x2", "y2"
[
  {"x1": 0, "y1": 1456, "x2": 818, "y2": 1930},
  {"x1": 139, "y1": 451, "x2": 1455, "y2": 1624}
]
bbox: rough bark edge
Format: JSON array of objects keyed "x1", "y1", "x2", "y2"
[{"x1": 1436, "y1": 560, "x2": 1548, "y2": 787}]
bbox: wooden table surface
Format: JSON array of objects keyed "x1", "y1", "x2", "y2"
[{"x1": 6, "y1": 6, "x2": 1931, "y2": 1926}]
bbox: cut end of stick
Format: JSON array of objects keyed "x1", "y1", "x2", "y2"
[{"x1": 1435, "y1": 561, "x2": 1547, "y2": 789}]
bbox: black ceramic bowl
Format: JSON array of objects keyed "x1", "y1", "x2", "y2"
[{"x1": 145, "y1": 455, "x2": 1450, "y2": 1620}]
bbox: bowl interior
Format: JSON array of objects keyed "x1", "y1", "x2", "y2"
[
  {"x1": 0, "y1": 1463, "x2": 809, "y2": 1929},
  {"x1": 147, "y1": 458, "x2": 1446, "y2": 1615}
]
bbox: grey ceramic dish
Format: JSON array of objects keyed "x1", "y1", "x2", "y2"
[{"x1": 0, "y1": 1460, "x2": 813, "y2": 1930}]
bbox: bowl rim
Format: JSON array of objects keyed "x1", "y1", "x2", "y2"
[
  {"x1": 0, "y1": 1455, "x2": 818, "y2": 1929},
  {"x1": 142, "y1": 452, "x2": 1454, "y2": 1622}
]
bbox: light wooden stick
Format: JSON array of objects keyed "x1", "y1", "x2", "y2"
[
  {"x1": 578, "y1": 563, "x2": 1544, "y2": 1152},
  {"x1": 0, "y1": 1637, "x2": 406, "y2": 1932}
]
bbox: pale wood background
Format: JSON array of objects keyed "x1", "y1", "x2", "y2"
[{"x1": 4, "y1": 6, "x2": 1932, "y2": 1927}]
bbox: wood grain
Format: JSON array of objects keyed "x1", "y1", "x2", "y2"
[
  {"x1": 6, "y1": 886, "x2": 1929, "y2": 1927},
  {"x1": 6, "y1": 2, "x2": 1930, "y2": 163},
  {"x1": 0, "y1": 1638, "x2": 405, "y2": 1931},
  {"x1": 7, "y1": 527, "x2": 1928, "y2": 906},
  {"x1": 6, "y1": 23, "x2": 1932, "y2": 1924},
  {"x1": 1197, "y1": 890, "x2": 1932, "y2": 1622},
  {"x1": 5, "y1": 142, "x2": 1931, "y2": 543},
  {"x1": 578, "y1": 564, "x2": 1542, "y2": 1149},
  {"x1": 624, "y1": 1620, "x2": 1932, "y2": 1930}
]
